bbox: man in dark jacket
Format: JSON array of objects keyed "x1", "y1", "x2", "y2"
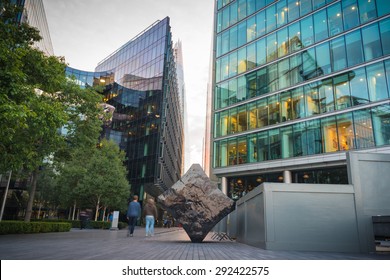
[{"x1": 126, "y1": 195, "x2": 141, "y2": 237}]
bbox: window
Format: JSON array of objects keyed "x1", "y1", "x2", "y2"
[
  {"x1": 362, "y1": 23, "x2": 383, "y2": 61},
  {"x1": 268, "y1": 95, "x2": 280, "y2": 124},
  {"x1": 238, "y1": 137, "x2": 247, "y2": 164},
  {"x1": 349, "y1": 67, "x2": 369, "y2": 105},
  {"x1": 257, "y1": 131, "x2": 269, "y2": 161},
  {"x1": 353, "y1": 109, "x2": 375, "y2": 149},
  {"x1": 238, "y1": 0, "x2": 247, "y2": 21},
  {"x1": 237, "y1": 105, "x2": 247, "y2": 132},
  {"x1": 292, "y1": 87, "x2": 305, "y2": 119},
  {"x1": 288, "y1": 22, "x2": 302, "y2": 53},
  {"x1": 372, "y1": 104, "x2": 390, "y2": 146},
  {"x1": 230, "y1": 25, "x2": 238, "y2": 51},
  {"x1": 280, "y1": 90, "x2": 292, "y2": 122},
  {"x1": 247, "y1": 135, "x2": 258, "y2": 163},
  {"x1": 266, "y1": 4, "x2": 277, "y2": 32},
  {"x1": 247, "y1": 72, "x2": 257, "y2": 98},
  {"x1": 367, "y1": 62, "x2": 388, "y2": 101},
  {"x1": 238, "y1": 48, "x2": 247, "y2": 74},
  {"x1": 256, "y1": 38, "x2": 266, "y2": 66},
  {"x1": 229, "y1": 107, "x2": 238, "y2": 134},
  {"x1": 358, "y1": 0, "x2": 377, "y2": 24},
  {"x1": 228, "y1": 139, "x2": 237, "y2": 165},
  {"x1": 336, "y1": 113, "x2": 354, "y2": 151},
  {"x1": 343, "y1": 0, "x2": 359, "y2": 30},
  {"x1": 334, "y1": 74, "x2": 351, "y2": 110},
  {"x1": 377, "y1": 0, "x2": 390, "y2": 17},
  {"x1": 330, "y1": 36, "x2": 347, "y2": 71},
  {"x1": 238, "y1": 21, "x2": 247, "y2": 47},
  {"x1": 229, "y1": 78, "x2": 238, "y2": 104},
  {"x1": 305, "y1": 83, "x2": 320, "y2": 116},
  {"x1": 276, "y1": 0, "x2": 289, "y2": 27},
  {"x1": 269, "y1": 129, "x2": 281, "y2": 159},
  {"x1": 345, "y1": 30, "x2": 364, "y2": 67},
  {"x1": 277, "y1": 27, "x2": 289, "y2": 58},
  {"x1": 293, "y1": 122, "x2": 307, "y2": 157},
  {"x1": 247, "y1": 16, "x2": 257, "y2": 42},
  {"x1": 314, "y1": 9, "x2": 328, "y2": 42},
  {"x1": 380, "y1": 19, "x2": 390, "y2": 56},
  {"x1": 229, "y1": 52, "x2": 238, "y2": 78},
  {"x1": 220, "y1": 56, "x2": 229, "y2": 80},
  {"x1": 221, "y1": 111, "x2": 229, "y2": 137},
  {"x1": 319, "y1": 78, "x2": 335, "y2": 113},
  {"x1": 281, "y1": 126, "x2": 294, "y2": 158},
  {"x1": 247, "y1": 43, "x2": 257, "y2": 71},
  {"x1": 316, "y1": 42, "x2": 331, "y2": 75},
  {"x1": 306, "y1": 119, "x2": 322, "y2": 155},
  {"x1": 248, "y1": 103, "x2": 258, "y2": 129},
  {"x1": 266, "y1": 33, "x2": 278, "y2": 62},
  {"x1": 300, "y1": 0, "x2": 312, "y2": 16},
  {"x1": 321, "y1": 116, "x2": 339, "y2": 152},
  {"x1": 278, "y1": 59, "x2": 290, "y2": 89},
  {"x1": 230, "y1": 1, "x2": 238, "y2": 25},
  {"x1": 301, "y1": 16, "x2": 314, "y2": 47},
  {"x1": 328, "y1": 3, "x2": 343, "y2": 36},
  {"x1": 256, "y1": 10, "x2": 266, "y2": 38},
  {"x1": 257, "y1": 98, "x2": 269, "y2": 127},
  {"x1": 237, "y1": 76, "x2": 247, "y2": 101},
  {"x1": 287, "y1": 0, "x2": 300, "y2": 22}
]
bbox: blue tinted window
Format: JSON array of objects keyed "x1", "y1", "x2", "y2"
[{"x1": 362, "y1": 23, "x2": 382, "y2": 61}]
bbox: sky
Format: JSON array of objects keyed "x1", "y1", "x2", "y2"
[{"x1": 42, "y1": 0, "x2": 215, "y2": 172}]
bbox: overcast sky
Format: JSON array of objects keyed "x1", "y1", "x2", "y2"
[{"x1": 42, "y1": 0, "x2": 215, "y2": 172}]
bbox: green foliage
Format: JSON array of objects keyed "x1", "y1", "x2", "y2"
[{"x1": 0, "y1": 221, "x2": 71, "y2": 234}]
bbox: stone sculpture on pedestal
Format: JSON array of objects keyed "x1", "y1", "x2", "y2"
[{"x1": 158, "y1": 164, "x2": 235, "y2": 242}]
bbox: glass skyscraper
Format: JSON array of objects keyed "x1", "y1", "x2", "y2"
[
  {"x1": 67, "y1": 17, "x2": 184, "y2": 200},
  {"x1": 210, "y1": 0, "x2": 390, "y2": 200},
  {"x1": 13, "y1": 0, "x2": 54, "y2": 56}
]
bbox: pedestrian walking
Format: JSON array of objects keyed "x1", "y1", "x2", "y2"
[
  {"x1": 144, "y1": 198, "x2": 158, "y2": 237},
  {"x1": 126, "y1": 195, "x2": 141, "y2": 237}
]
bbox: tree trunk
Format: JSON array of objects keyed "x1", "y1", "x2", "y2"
[
  {"x1": 102, "y1": 206, "x2": 107, "y2": 221},
  {"x1": 72, "y1": 202, "x2": 76, "y2": 220},
  {"x1": 95, "y1": 196, "x2": 100, "y2": 221},
  {"x1": 24, "y1": 169, "x2": 39, "y2": 222}
]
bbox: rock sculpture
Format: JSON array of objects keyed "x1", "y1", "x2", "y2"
[{"x1": 158, "y1": 164, "x2": 235, "y2": 242}]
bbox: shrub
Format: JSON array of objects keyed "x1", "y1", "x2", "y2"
[{"x1": 0, "y1": 221, "x2": 71, "y2": 234}]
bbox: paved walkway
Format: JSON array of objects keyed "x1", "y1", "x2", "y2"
[{"x1": 0, "y1": 227, "x2": 389, "y2": 260}]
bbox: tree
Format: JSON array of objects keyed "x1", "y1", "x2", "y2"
[
  {"x1": 75, "y1": 139, "x2": 129, "y2": 221},
  {"x1": 0, "y1": 1, "x2": 105, "y2": 221}
]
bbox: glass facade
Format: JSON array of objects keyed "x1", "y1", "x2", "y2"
[
  {"x1": 14, "y1": 0, "x2": 54, "y2": 56},
  {"x1": 67, "y1": 18, "x2": 184, "y2": 200},
  {"x1": 211, "y1": 0, "x2": 390, "y2": 198}
]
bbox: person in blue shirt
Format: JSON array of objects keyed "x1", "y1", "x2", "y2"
[{"x1": 126, "y1": 195, "x2": 141, "y2": 237}]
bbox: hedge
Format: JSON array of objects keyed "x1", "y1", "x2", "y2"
[{"x1": 0, "y1": 221, "x2": 71, "y2": 234}]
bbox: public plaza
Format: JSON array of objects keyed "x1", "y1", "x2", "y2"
[{"x1": 0, "y1": 227, "x2": 388, "y2": 260}]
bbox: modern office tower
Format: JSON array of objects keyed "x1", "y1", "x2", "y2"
[
  {"x1": 12, "y1": 0, "x2": 54, "y2": 56},
  {"x1": 210, "y1": 0, "x2": 390, "y2": 200},
  {"x1": 67, "y1": 17, "x2": 184, "y2": 199}
]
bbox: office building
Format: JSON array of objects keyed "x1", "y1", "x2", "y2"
[
  {"x1": 12, "y1": 0, "x2": 54, "y2": 56},
  {"x1": 67, "y1": 17, "x2": 184, "y2": 199},
  {"x1": 210, "y1": 0, "x2": 390, "y2": 200}
]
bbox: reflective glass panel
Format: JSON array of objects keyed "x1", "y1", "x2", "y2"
[
  {"x1": 306, "y1": 119, "x2": 323, "y2": 155},
  {"x1": 314, "y1": 9, "x2": 329, "y2": 42},
  {"x1": 362, "y1": 23, "x2": 382, "y2": 61},
  {"x1": 372, "y1": 104, "x2": 390, "y2": 146},
  {"x1": 349, "y1": 67, "x2": 370, "y2": 105},
  {"x1": 367, "y1": 62, "x2": 388, "y2": 101},
  {"x1": 321, "y1": 116, "x2": 339, "y2": 152},
  {"x1": 343, "y1": 0, "x2": 359, "y2": 30},
  {"x1": 336, "y1": 112, "x2": 354, "y2": 151},
  {"x1": 380, "y1": 18, "x2": 390, "y2": 55},
  {"x1": 345, "y1": 30, "x2": 364, "y2": 67},
  {"x1": 358, "y1": 0, "x2": 377, "y2": 24},
  {"x1": 353, "y1": 109, "x2": 375, "y2": 149},
  {"x1": 281, "y1": 126, "x2": 294, "y2": 158},
  {"x1": 293, "y1": 122, "x2": 307, "y2": 157},
  {"x1": 258, "y1": 131, "x2": 269, "y2": 161},
  {"x1": 330, "y1": 36, "x2": 347, "y2": 71},
  {"x1": 269, "y1": 128, "x2": 281, "y2": 159},
  {"x1": 334, "y1": 74, "x2": 351, "y2": 110}
]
